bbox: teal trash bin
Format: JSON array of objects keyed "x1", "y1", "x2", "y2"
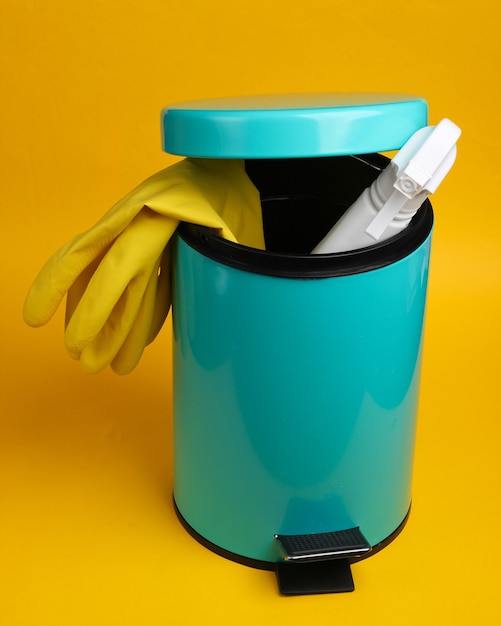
[{"x1": 162, "y1": 94, "x2": 432, "y2": 594}]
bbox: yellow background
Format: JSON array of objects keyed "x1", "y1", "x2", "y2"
[{"x1": 1, "y1": 1, "x2": 500, "y2": 624}]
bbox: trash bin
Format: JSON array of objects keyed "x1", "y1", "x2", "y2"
[{"x1": 162, "y1": 94, "x2": 433, "y2": 594}]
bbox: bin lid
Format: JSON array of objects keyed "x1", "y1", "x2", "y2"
[{"x1": 161, "y1": 93, "x2": 428, "y2": 158}]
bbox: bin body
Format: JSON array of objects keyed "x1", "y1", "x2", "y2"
[{"x1": 172, "y1": 155, "x2": 433, "y2": 567}]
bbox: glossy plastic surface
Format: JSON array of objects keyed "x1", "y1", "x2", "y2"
[
  {"x1": 162, "y1": 93, "x2": 428, "y2": 158},
  {"x1": 172, "y1": 225, "x2": 432, "y2": 564}
]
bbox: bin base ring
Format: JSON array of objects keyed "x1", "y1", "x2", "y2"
[{"x1": 173, "y1": 497, "x2": 411, "y2": 572}]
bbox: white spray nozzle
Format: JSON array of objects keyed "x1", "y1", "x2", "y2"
[{"x1": 365, "y1": 118, "x2": 461, "y2": 240}]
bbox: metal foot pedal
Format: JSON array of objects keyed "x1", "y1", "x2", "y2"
[
  {"x1": 274, "y1": 527, "x2": 371, "y2": 595},
  {"x1": 274, "y1": 527, "x2": 371, "y2": 562}
]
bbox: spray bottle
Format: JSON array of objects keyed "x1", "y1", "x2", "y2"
[{"x1": 311, "y1": 118, "x2": 461, "y2": 254}]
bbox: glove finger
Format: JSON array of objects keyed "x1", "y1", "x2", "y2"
[
  {"x1": 74, "y1": 245, "x2": 171, "y2": 373},
  {"x1": 110, "y1": 257, "x2": 163, "y2": 375},
  {"x1": 64, "y1": 208, "x2": 177, "y2": 359},
  {"x1": 76, "y1": 266, "x2": 156, "y2": 372},
  {"x1": 64, "y1": 244, "x2": 111, "y2": 330},
  {"x1": 23, "y1": 231, "x2": 105, "y2": 327},
  {"x1": 146, "y1": 243, "x2": 172, "y2": 345}
]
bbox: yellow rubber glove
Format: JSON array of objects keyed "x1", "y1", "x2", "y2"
[{"x1": 24, "y1": 158, "x2": 264, "y2": 374}]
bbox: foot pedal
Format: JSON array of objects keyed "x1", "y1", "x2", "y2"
[
  {"x1": 274, "y1": 528, "x2": 371, "y2": 595},
  {"x1": 274, "y1": 527, "x2": 371, "y2": 562}
]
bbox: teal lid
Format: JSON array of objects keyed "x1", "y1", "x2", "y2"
[{"x1": 161, "y1": 93, "x2": 428, "y2": 158}]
